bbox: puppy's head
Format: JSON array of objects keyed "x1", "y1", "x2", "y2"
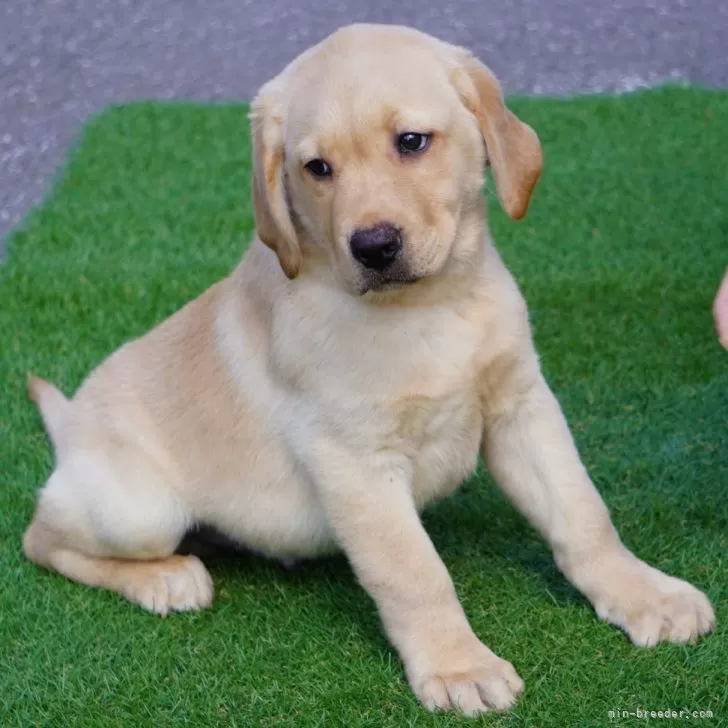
[{"x1": 250, "y1": 24, "x2": 542, "y2": 294}]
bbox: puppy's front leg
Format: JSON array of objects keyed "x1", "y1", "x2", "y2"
[
  {"x1": 480, "y1": 352, "x2": 715, "y2": 647},
  {"x1": 305, "y1": 439, "x2": 523, "y2": 715}
]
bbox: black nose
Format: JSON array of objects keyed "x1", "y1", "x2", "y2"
[{"x1": 349, "y1": 223, "x2": 402, "y2": 271}]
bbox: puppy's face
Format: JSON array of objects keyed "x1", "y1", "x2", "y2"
[
  {"x1": 284, "y1": 38, "x2": 484, "y2": 295},
  {"x1": 251, "y1": 25, "x2": 542, "y2": 294}
]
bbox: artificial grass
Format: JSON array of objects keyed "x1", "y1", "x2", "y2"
[{"x1": 0, "y1": 87, "x2": 726, "y2": 727}]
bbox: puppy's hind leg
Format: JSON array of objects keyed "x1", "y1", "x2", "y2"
[{"x1": 23, "y1": 457, "x2": 214, "y2": 616}]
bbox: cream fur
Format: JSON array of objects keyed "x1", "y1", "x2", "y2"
[{"x1": 23, "y1": 23, "x2": 714, "y2": 716}]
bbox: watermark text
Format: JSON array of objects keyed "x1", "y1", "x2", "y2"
[{"x1": 608, "y1": 708, "x2": 714, "y2": 721}]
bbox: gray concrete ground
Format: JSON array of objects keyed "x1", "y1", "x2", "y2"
[{"x1": 2, "y1": 0, "x2": 727, "y2": 255}]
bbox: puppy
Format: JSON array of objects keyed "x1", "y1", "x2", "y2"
[{"x1": 24, "y1": 23, "x2": 714, "y2": 716}]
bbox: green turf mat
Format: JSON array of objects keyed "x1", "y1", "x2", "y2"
[{"x1": 1, "y1": 88, "x2": 726, "y2": 727}]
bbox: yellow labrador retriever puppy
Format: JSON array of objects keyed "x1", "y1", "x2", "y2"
[{"x1": 24, "y1": 23, "x2": 713, "y2": 716}]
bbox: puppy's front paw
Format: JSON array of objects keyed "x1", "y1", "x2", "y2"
[
  {"x1": 589, "y1": 553, "x2": 714, "y2": 647},
  {"x1": 410, "y1": 641, "x2": 524, "y2": 716}
]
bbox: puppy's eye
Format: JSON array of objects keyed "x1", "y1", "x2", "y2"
[
  {"x1": 304, "y1": 159, "x2": 333, "y2": 178},
  {"x1": 397, "y1": 132, "x2": 430, "y2": 155}
]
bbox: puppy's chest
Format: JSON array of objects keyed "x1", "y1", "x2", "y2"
[
  {"x1": 389, "y1": 382, "x2": 478, "y2": 437},
  {"x1": 365, "y1": 328, "x2": 484, "y2": 499},
  {"x1": 278, "y1": 298, "x2": 485, "y2": 467},
  {"x1": 388, "y1": 385, "x2": 483, "y2": 484},
  {"x1": 300, "y1": 305, "x2": 483, "y2": 395}
]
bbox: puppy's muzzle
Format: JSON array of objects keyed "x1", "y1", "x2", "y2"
[{"x1": 349, "y1": 223, "x2": 402, "y2": 271}]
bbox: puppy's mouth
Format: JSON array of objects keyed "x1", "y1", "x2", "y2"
[{"x1": 357, "y1": 269, "x2": 422, "y2": 295}]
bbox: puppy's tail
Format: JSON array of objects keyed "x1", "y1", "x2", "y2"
[{"x1": 27, "y1": 374, "x2": 69, "y2": 447}]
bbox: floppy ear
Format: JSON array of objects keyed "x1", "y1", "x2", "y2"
[
  {"x1": 451, "y1": 52, "x2": 542, "y2": 220},
  {"x1": 249, "y1": 91, "x2": 302, "y2": 279}
]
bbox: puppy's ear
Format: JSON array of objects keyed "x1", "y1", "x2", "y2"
[
  {"x1": 451, "y1": 52, "x2": 542, "y2": 220},
  {"x1": 249, "y1": 91, "x2": 302, "y2": 279}
]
